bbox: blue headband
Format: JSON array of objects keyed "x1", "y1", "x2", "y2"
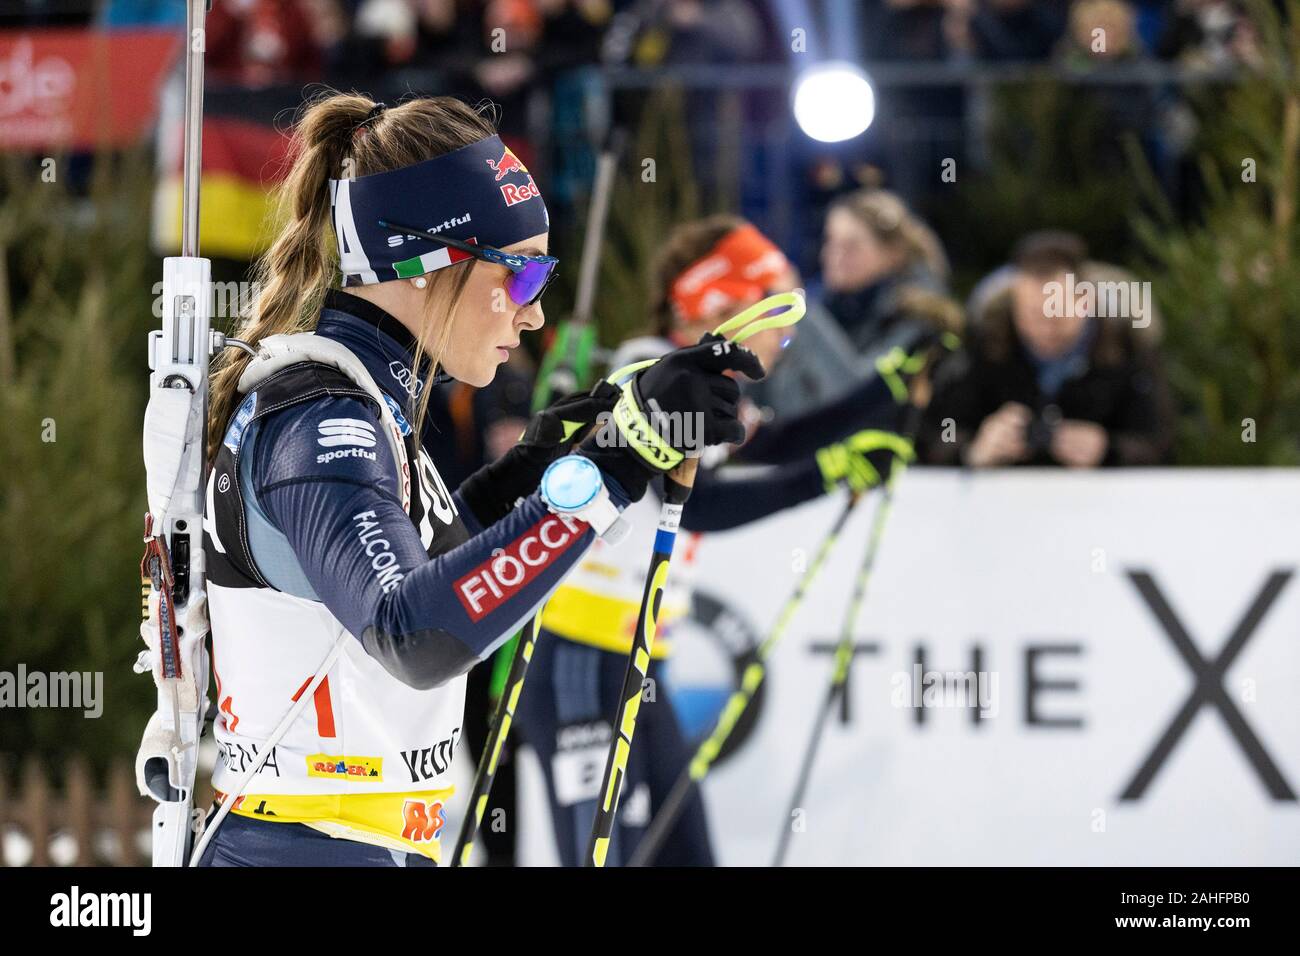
[{"x1": 329, "y1": 135, "x2": 550, "y2": 287}]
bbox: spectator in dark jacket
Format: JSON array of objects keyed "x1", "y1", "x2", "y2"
[{"x1": 918, "y1": 231, "x2": 1174, "y2": 468}]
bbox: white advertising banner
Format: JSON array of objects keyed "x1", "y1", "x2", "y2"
[{"x1": 512, "y1": 470, "x2": 1300, "y2": 865}]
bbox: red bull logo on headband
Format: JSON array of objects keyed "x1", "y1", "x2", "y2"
[
  {"x1": 487, "y1": 147, "x2": 541, "y2": 208},
  {"x1": 486, "y1": 147, "x2": 527, "y2": 181},
  {"x1": 501, "y1": 176, "x2": 542, "y2": 208}
]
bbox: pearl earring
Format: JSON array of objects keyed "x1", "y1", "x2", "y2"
[{"x1": 412, "y1": 276, "x2": 428, "y2": 289}]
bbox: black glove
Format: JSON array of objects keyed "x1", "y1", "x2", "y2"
[
  {"x1": 580, "y1": 334, "x2": 766, "y2": 500},
  {"x1": 458, "y1": 380, "x2": 620, "y2": 526},
  {"x1": 635, "y1": 334, "x2": 766, "y2": 446}
]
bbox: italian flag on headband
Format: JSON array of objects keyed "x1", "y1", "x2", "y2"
[{"x1": 393, "y1": 243, "x2": 477, "y2": 279}]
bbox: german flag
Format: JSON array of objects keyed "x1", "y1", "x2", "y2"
[{"x1": 152, "y1": 87, "x2": 297, "y2": 261}]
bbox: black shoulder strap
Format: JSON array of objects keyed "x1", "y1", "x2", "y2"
[{"x1": 205, "y1": 362, "x2": 380, "y2": 590}]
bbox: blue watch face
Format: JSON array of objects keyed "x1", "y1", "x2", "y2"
[{"x1": 542, "y1": 455, "x2": 603, "y2": 511}]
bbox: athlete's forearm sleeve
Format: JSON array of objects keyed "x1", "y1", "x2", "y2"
[
  {"x1": 678, "y1": 458, "x2": 824, "y2": 533},
  {"x1": 254, "y1": 398, "x2": 625, "y2": 690},
  {"x1": 739, "y1": 374, "x2": 899, "y2": 464}
]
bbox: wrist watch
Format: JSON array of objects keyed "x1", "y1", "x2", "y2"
[{"x1": 540, "y1": 454, "x2": 629, "y2": 545}]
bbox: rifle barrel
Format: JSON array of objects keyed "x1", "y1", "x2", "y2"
[{"x1": 181, "y1": 0, "x2": 208, "y2": 257}]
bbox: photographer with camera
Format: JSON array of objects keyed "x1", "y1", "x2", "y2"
[{"x1": 918, "y1": 231, "x2": 1174, "y2": 468}]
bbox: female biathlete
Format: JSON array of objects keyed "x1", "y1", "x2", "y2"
[
  {"x1": 515, "y1": 215, "x2": 954, "y2": 866},
  {"x1": 194, "y1": 94, "x2": 765, "y2": 867}
]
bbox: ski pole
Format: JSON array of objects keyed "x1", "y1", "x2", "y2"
[
  {"x1": 771, "y1": 467, "x2": 904, "y2": 867},
  {"x1": 585, "y1": 292, "x2": 806, "y2": 867},
  {"x1": 628, "y1": 340, "x2": 946, "y2": 866},
  {"x1": 451, "y1": 614, "x2": 541, "y2": 866},
  {"x1": 487, "y1": 128, "x2": 623, "y2": 703},
  {"x1": 530, "y1": 127, "x2": 624, "y2": 411},
  {"x1": 451, "y1": 132, "x2": 624, "y2": 867},
  {"x1": 626, "y1": 488, "x2": 863, "y2": 867}
]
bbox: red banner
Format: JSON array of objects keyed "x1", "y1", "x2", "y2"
[{"x1": 0, "y1": 28, "x2": 182, "y2": 152}]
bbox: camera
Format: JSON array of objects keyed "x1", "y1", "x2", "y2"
[{"x1": 1025, "y1": 404, "x2": 1063, "y2": 456}]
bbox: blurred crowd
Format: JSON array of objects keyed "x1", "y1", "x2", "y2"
[
  {"x1": 2, "y1": 0, "x2": 1197, "y2": 472},
  {"x1": 861, "y1": 0, "x2": 1263, "y2": 71},
  {"x1": 804, "y1": 189, "x2": 1173, "y2": 469},
  {"x1": 4, "y1": 1, "x2": 1268, "y2": 82},
  {"x1": 425, "y1": 184, "x2": 1176, "y2": 482}
]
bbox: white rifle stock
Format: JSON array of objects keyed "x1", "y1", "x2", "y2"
[{"x1": 136, "y1": 0, "x2": 219, "y2": 867}]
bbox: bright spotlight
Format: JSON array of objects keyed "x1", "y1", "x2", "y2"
[{"x1": 792, "y1": 62, "x2": 875, "y2": 143}]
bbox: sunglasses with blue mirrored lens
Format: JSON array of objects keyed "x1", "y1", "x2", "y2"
[{"x1": 379, "y1": 219, "x2": 558, "y2": 307}]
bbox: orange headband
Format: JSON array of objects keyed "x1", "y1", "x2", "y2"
[{"x1": 669, "y1": 224, "x2": 790, "y2": 323}]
